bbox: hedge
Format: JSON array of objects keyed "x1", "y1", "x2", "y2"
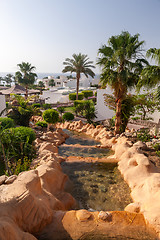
[
  {"x1": 62, "y1": 112, "x2": 74, "y2": 121},
  {"x1": 0, "y1": 117, "x2": 15, "y2": 130},
  {"x1": 81, "y1": 90, "x2": 93, "y2": 99},
  {"x1": 35, "y1": 121, "x2": 47, "y2": 128},
  {"x1": 42, "y1": 109, "x2": 59, "y2": 124},
  {"x1": 69, "y1": 93, "x2": 84, "y2": 101}
]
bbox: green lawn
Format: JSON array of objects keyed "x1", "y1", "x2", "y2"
[{"x1": 64, "y1": 106, "x2": 75, "y2": 113}]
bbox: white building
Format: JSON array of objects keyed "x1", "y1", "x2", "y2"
[
  {"x1": 41, "y1": 89, "x2": 70, "y2": 104},
  {"x1": 95, "y1": 88, "x2": 160, "y2": 123},
  {"x1": 0, "y1": 94, "x2": 6, "y2": 117},
  {"x1": 95, "y1": 88, "x2": 114, "y2": 121},
  {"x1": 37, "y1": 76, "x2": 64, "y2": 88}
]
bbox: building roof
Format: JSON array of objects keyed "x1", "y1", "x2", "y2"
[{"x1": 0, "y1": 84, "x2": 40, "y2": 95}]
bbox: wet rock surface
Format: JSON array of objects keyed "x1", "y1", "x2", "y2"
[{"x1": 61, "y1": 161, "x2": 132, "y2": 211}]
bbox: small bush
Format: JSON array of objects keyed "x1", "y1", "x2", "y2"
[
  {"x1": 0, "y1": 117, "x2": 15, "y2": 130},
  {"x1": 43, "y1": 109, "x2": 59, "y2": 124},
  {"x1": 36, "y1": 121, "x2": 47, "y2": 128},
  {"x1": 82, "y1": 90, "x2": 93, "y2": 99},
  {"x1": 62, "y1": 112, "x2": 74, "y2": 121},
  {"x1": 137, "y1": 128, "x2": 151, "y2": 142},
  {"x1": 8, "y1": 106, "x2": 34, "y2": 127},
  {"x1": 69, "y1": 93, "x2": 84, "y2": 101},
  {"x1": 57, "y1": 106, "x2": 65, "y2": 113},
  {"x1": 6, "y1": 102, "x2": 9, "y2": 107},
  {"x1": 32, "y1": 103, "x2": 41, "y2": 108},
  {"x1": 0, "y1": 126, "x2": 36, "y2": 162},
  {"x1": 74, "y1": 100, "x2": 85, "y2": 107},
  {"x1": 11, "y1": 157, "x2": 32, "y2": 175},
  {"x1": 42, "y1": 103, "x2": 52, "y2": 109}
]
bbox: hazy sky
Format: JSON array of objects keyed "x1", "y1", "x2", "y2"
[{"x1": 0, "y1": 0, "x2": 160, "y2": 73}]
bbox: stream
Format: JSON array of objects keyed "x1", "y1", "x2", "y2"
[{"x1": 59, "y1": 129, "x2": 132, "y2": 211}]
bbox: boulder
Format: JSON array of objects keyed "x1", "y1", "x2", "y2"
[
  {"x1": 5, "y1": 175, "x2": 17, "y2": 184},
  {"x1": 125, "y1": 202, "x2": 141, "y2": 213},
  {"x1": 0, "y1": 175, "x2": 7, "y2": 185},
  {"x1": 39, "y1": 142, "x2": 58, "y2": 154},
  {"x1": 76, "y1": 209, "x2": 92, "y2": 221}
]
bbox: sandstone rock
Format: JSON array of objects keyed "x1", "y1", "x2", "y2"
[
  {"x1": 35, "y1": 138, "x2": 43, "y2": 145},
  {"x1": 5, "y1": 175, "x2": 17, "y2": 184},
  {"x1": 98, "y1": 211, "x2": 112, "y2": 221},
  {"x1": 133, "y1": 141, "x2": 148, "y2": 150},
  {"x1": 125, "y1": 202, "x2": 141, "y2": 213},
  {"x1": 0, "y1": 175, "x2": 7, "y2": 185},
  {"x1": 39, "y1": 142, "x2": 58, "y2": 153},
  {"x1": 76, "y1": 209, "x2": 91, "y2": 221}
]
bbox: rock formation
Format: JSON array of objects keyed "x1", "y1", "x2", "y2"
[{"x1": 0, "y1": 120, "x2": 159, "y2": 239}]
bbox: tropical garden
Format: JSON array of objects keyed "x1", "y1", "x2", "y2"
[{"x1": 1, "y1": 30, "x2": 160, "y2": 176}]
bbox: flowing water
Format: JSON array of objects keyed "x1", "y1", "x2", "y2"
[
  {"x1": 59, "y1": 129, "x2": 132, "y2": 211},
  {"x1": 38, "y1": 129, "x2": 158, "y2": 240}
]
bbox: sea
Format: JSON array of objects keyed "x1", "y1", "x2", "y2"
[
  {"x1": 0, "y1": 72, "x2": 100, "y2": 80},
  {"x1": 0, "y1": 72, "x2": 63, "y2": 80}
]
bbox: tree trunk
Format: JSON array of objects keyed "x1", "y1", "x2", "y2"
[
  {"x1": 115, "y1": 98, "x2": 122, "y2": 134},
  {"x1": 25, "y1": 85, "x2": 28, "y2": 99},
  {"x1": 76, "y1": 73, "x2": 80, "y2": 100}
]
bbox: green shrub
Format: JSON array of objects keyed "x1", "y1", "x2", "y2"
[
  {"x1": 57, "y1": 106, "x2": 65, "y2": 114},
  {"x1": 137, "y1": 128, "x2": 151, "y2": 142},
  {"x1": 7, "y1": 95, "x2": 40, "y2": 127},
  {"x1": 42, "y1": 109, "x2": 59, "y2": 124},
  {"x1": 83, "y1": 100, "x2": 96, "y2": 123},
  {"x1": 0, "y1": 117, "x2": 15, "y2": 130},
  {"x1": 11, "y1": 157, "x2": 32, "y2": 175},
  {"x1": 36, "y1": 121, "x2": 47, "y2": 128},
  {"x1": 74, "y1": 100, "x2": 85, "y2": 115},
  {"x1": 74, "y1": 100, "x2": 85, "y2": 107},
  {"x1": 69, "y1": 93, "x2": 84, "y2": 100},
  {"x1": 6, "y1": 102, "x2": 9, "y2": 107},
  {"x1": 82, "y1": 90, "x2": 93, "y2": 99},
  {"x1": 0, "y1": 126, "x2": 36, "y2": 171},
  {"x1": 153, "y1": 143, "x2": 160, "y2": 151},
  {"x1": 32, "y1": 103, "x2": 41, "y2": 108},
  {"x1": 8, "y1": 106, "x2": 34, "y2": 127},
  {"x1": 42, "y1": 103, "x2": 52, "y2": 109},
  {"x1": 62, "y1": 112, "x2": 74, "y2": 121}
]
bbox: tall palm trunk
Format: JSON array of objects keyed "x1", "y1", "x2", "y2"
[
  {"x1": 25, "y1": 85, "x2": 28, "y2": 99},
  {"x1": 115, "y1": 98, "x2": 122, "y2": 134},
  {"x1": 76, "y1": 73, "x2": 80, "y2": 100}
]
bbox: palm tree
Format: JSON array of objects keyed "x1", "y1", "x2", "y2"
[
  {"x1": 97, "y1": 31, "x2": 148, "y2": 134},
  {"x1": 15, "y1": 62, "x2": 37, "y2": 98},
  {"x1": 4, "y1": 74, "x2": 14, "y2": 86},
  {"x1": 62, "y1": 53, "x2": 95, "y2": 100},
  {"x1": 49, "y1": 79, "x2": 55, "y2": 87},
  {"x1": 37, "y1": 81, "x2": 45, "y2": 94},
  {"x1": 0, "y1": 76, "x2": 4, "y2": 85},
  {"x1": 137, "y1": 48, "x2": 160, "y2": 90}
]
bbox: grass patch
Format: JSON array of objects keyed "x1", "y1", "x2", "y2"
[{"x1": 64, "y1": 106, "x2": 75, "y2": 113}]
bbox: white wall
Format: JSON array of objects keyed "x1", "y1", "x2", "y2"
[
  {"x1": 95, "y1": 88, "x2": 114, "y2": 121},
  {"x1": 41, "y1": 90, "x2": 69, "y2": 104},
  {"x1": 96, "y1": 88, "x2": 160, "y2": 123},
  {"x1": 0, "y1": 94, "x2": 6, "y2": 117},
  {"x1": 64, "y1": 78, "x2": 91, "y2": 88}
]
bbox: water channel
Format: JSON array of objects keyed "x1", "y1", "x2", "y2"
[
  {"x1": 59, "y1": 129, "x2": 132, "y2": 211},
  {"x1": 37, "y1": 129, "x2": 158, "y2": 240}
]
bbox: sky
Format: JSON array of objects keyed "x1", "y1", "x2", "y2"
[{"x1": 0, "y1": 0, "x2": 160, "y2": 74}]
